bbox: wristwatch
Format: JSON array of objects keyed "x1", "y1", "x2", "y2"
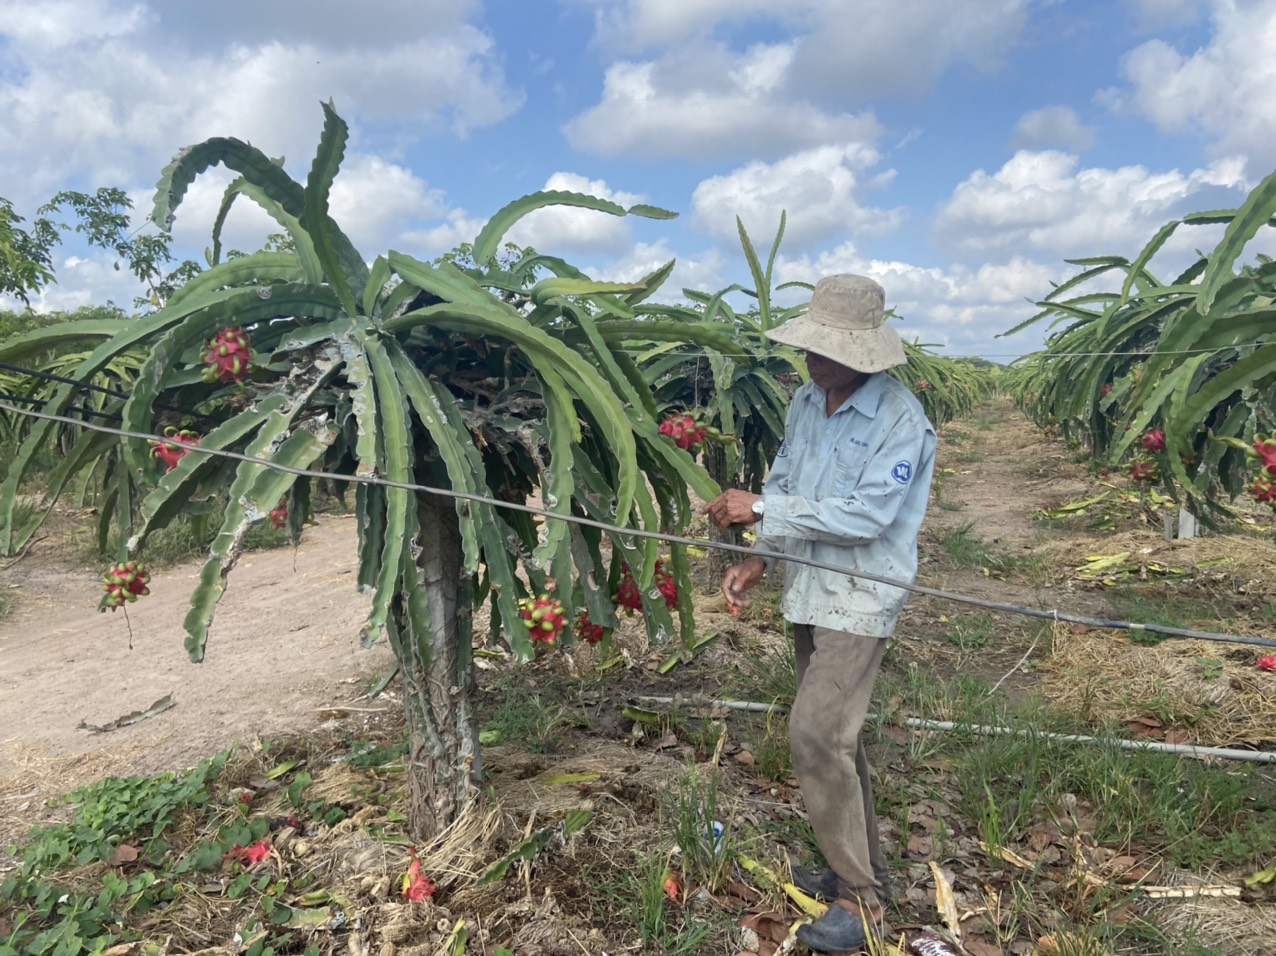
[{"x1": 751, "y1": 498, "x2": 765, "y2": 518}]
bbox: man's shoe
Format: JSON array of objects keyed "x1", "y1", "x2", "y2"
[
  {"x1": 790, "y1": 863, "x2": 839, "y2": 901},
  {"x1": 794, "y1": 905, "x2": 869, "y2": 953}
]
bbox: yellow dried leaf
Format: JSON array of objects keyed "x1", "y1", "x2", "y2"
[{"x1": 929, "y1": 861, "x2": 961, "y2": 941}]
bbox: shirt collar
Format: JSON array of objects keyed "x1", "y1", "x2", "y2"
[{"x1": 807, "y1": 372, "x2": 886, "y2": 420}]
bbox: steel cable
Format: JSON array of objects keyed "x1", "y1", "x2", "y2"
[{"x1": 3, "y1": 401, "x2": 1273, "y2": 649}]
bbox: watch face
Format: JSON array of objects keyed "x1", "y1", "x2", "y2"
[{"x1": 752, "y1": 500, "x2": 764, "y2": 515}]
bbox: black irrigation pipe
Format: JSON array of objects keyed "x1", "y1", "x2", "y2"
[
  {"x1": 4, "y1": 401, "x2": 1275, "y2": 650},
  {"x1": 0, "y1": 390, "x2": 124, "y2": 423},
  {"x1": 0, "y1": 360, "x2": 199, "y2": 418}
]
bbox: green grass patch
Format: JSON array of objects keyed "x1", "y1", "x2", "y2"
[
  {"x1": 1104, "y1": 587, "x2": 1222, "y2": 643},
  {"x1": 85, "y1": 512, "x2": 293, "y2": 568},
  {"x1": 478, "y1": 681, "x2": 579, "y2": 753},
  {"x1": 930, "y1": 521, "x2": 1016, "y2": 573}
]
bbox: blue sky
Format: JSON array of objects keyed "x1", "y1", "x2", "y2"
[{"x1": 1, "y1": 0, "x2": 1272, "y2": 361}]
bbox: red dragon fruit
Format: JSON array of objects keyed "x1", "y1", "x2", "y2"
[
  {"x1": 1141, "y1": 429, "x2": 1166, "y2": 453},
  {"x1": 519, "y1": 594, "x2": 568, "y2": 645},
  {"x1": 202, "y1": 327, "x2": 252, "y2": 384},
  {"x1": 149, "y1": 427, "x2": 200, "y2": 471},
  {"x1": 1128, "y1": 459, "x2": 1159, "y2": 483},
  {"x1": 101, "y1": 560, "x2": 151, "y2": 611}
]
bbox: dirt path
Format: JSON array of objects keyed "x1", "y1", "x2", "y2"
[{"x1": 0, "y1": 515, "x2": 394, "y2": 838}]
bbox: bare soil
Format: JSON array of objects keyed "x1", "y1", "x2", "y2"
[{"x1": 0, "y1": 514, "x2": 393, "y2": 847}]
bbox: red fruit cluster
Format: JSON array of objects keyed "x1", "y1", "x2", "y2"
[
  {"x1": 614, "y1": 560, "x2": 677, "y2": 613},
  {"x1": 1251, "y1": 474, "x2": 1276, "y2": 504},
  {"x1": 202, "y1": 327, "x2": 252, "y2": 384},
  {"x1": 659, "y1": 413, "x2": 708, "y2": 453},
  {"x1": 1255, "y1": 438, "x2": 1276, "y2": 474},
  {"x1": 519, "y1": 594, "x2": 568, "y2": 645},
  {"x1": 1100, "y1": 384, "x2": 1113, "y2": 398},
  {"x1": 576, "y1": 610, "x2": 605, "y2": 645},
  {"x1": 102, "y1": 560, "x2": 151, "y2": 610},
  {"x1": 1257, "y1": 655, "x2": 1276, "y2": 672},
  {"x1": 1128, "y1": 459, "x2": 1159, "y2": 483},
  {"x1": 149, "y1": 427, "x2": 200, "y2": 471},
  {"x1": 1243, "y1": 436, "x2": 1276, "y2": 508},
  {"x1": 1141, "y1": 429, "x2": 1166, "y2": 453},
  {"x1": 915, "y1": 380, "x2": 931, "y2": 391},
  {"x1": 269, "y1": 499, "x2": 289, "y2": 529}
]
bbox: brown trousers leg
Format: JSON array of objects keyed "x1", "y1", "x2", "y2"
[{"x1": 791, "y1": 623, "x2": 889, "y2": 904}]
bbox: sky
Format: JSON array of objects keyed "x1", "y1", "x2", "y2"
[{"x1": 1, "y1": 0, "x2": 1273, "y2": 361}]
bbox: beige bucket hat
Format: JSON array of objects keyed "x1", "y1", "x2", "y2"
[{"x1": 765, "y1": 274, "x2": 906, "y2": 373}]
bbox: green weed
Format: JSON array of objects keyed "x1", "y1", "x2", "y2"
[
  {"x1": 480, "y1": 683, "x2": 576, "y2": 753},
  {"x1": 1105, "y1": 587, "x2": 1221, "y2": 643},
  {"x1": 732, "y1": 637, "x2": 797, "y2": 709},
  {"x1": 86, "y1": 511, "x2": 293, "y2": 567},
  {"x1": 932, "y1": 522, "x2": 1013, "y2": 572},
  {"x1": 665, "y1": 767, "x2": 735, "y2": 893},
  {"x1": 947, "y1": 611, "x2": 996, "y2": 650}
]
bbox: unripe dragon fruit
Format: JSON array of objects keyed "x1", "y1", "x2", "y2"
[{"x1": 202, "y1": 327, "x2": 252, "y2": 384}]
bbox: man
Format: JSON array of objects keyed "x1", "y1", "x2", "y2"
[{"x1": 706, "y1": 274, "x2": 936, "y2": 954}]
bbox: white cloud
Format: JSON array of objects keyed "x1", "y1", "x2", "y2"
[
  {"x1": 402, "y1": 210, "x2": 487, "y2": 258},
  {"x1": 1010, "y1": 106, "x2": 1096, "y2": 152},
  {"x1": 0, "y1": 0, "x2": 522, "y2": 212},
  {"x1": 933, "y1": 150, "x2": 1248, "y2": 261},
  {"x1": 584, "y1": 0, "x2": 1030, "y2": 96},
  {"x1": 566, "y1": 0, "x2": 1033, "y2": 160},
  {"x1": 564, "y1": 47, "x2": 880, "y2": 160},
  {"x1": 583, "y1": 0, "x2": 780, "y2": 50},
  {"x1": 775, "y1": 242, "x2": 1062, "y2": 355},
  {"x1": 505, "y1": 173, "x2": 644, "y2": 255},
  {"x1": 158, "y1": 0, "x2": 479, "y2": 47},
  {"x1": 1126, "y1": 0, "x2": 1202, "y2": 31},
  {"x1": 1105, "y1": 0, "x2": 1276, "y2": 176},
  {"x1": 0, "y1": 0, "x2": 150, "y2": 49},
  {"x1": 690, "y1": 145, "x2": 903, "y2": 249},
  {"x1": 15, "y1": 250, "x2": 151, "y2": 313},
  {"x1": 394, "y1": 173, "x2": 656, "y2": 263},
  {"x1": 328, "y1": 156, "x2": 452, "y2": 255},
  {"x1": 598, "y1": 239, "x2": 729, "y2": 299}
]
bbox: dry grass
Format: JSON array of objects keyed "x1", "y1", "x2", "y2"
[{"x1": 1040, "y1": 625, "x2": 1276, "y2": 747}]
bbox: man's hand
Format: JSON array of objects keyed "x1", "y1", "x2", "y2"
[
  {"x1": 722, "y1": 555, "x2": 766, "y2": 610},
  {"x1": 705, "y1": 489, "x2": 762, "y2": 531}
]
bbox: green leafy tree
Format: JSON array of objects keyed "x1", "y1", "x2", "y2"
[
  {"x1": 0, "y1": 103, "x2": 736, "y2": 837},
  {"x1": 0, "y1": 197, "x2": 59, "y2": 305}
]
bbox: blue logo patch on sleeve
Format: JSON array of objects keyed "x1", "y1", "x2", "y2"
[
  {"x1": 892, "y1": 461, "x2": 912, "y2": 484},
  {"x1": 776, "y1": 441, "x2": 788, "y2": 458}
]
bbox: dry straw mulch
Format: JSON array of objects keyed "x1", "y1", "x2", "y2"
[{"x1": 1040, "y1": 624, "x2": 1276, "y2": 748}]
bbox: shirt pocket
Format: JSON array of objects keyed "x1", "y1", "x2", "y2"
[{"x1": 832, "y1": 442, "x2": 868, "y2": 495}]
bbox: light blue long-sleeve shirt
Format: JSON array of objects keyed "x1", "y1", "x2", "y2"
[{"x1": 755, "y1": 373, "x2": 937, "y2": 637}]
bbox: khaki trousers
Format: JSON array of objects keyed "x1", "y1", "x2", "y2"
[{"x1": 790, "y1": 623, "x2": 890, "y2": 906}]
